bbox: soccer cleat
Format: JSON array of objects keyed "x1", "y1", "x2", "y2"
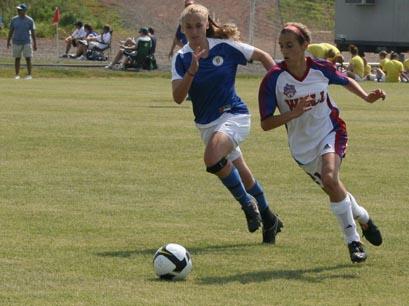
[
  {"x1": 348, "y1": 241, "x2": 367, "y2": 263},
  {"x1": 261, "y1": 208, "x2": 283, "y2": 244},
  {"x1": 360, "y1": 218, "x2": 382, "y2": 246},
  {"x1": 14, "y1": 75, "x2": 20, "y2": 80},
  {"x1": 241, "y1": 198, "x2": 262, "y2": 233}
]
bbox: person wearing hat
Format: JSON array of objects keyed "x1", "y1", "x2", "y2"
[
  {"x1": 61, "y1": 21, "x2": 87, "y2": 58},
  {"x1": 105, "y1": 27, "x2": 152, "y2": 70},
  {"x1": 7, "y1": 3, "x2": 37, "y2": 80}
]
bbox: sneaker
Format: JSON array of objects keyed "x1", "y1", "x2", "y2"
[
  {"x1": 24, "y1": 75, "x2": 32, "y2": 80},
  {"x1": 77, "y1": 55, "x2": 86, "y2": 60},
  {"x1": 60, "y1": 54, "x2": 68, "y2": 58},
  {"x1": 104, "y1": 63, "x2": 113, "y2": 69},
  {"x1": 68, "y1": 54, "x2": 77, "y2": 59},
  {"x1": 241, "y1": 197, "x2": 262, "y2": 233},
  {"x1": 360, "y1": 219, "x2": 382, "y2": 246},
  {"x1": 348, "y1": 241, "x2": 367, "y2": 263},
  {"x1": 261, "y1": 209, "x2": 283, "y2": 244},
  {"x1": 14, "y1": 75, "x2": 20, "y2": 80}
]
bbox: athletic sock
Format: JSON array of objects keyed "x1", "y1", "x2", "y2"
[
  {"x1": 348, "y1": 192, "x2": 369, "y2": 224},
  {"x1": 247, "y1": 180, "x2": 269, "y2": 212},
  {"x1": 330, "y1": 196, "x2": 360, "y2": 244},
  {"x1": 220, "y1": 167, "x2": 252, "y2": 207}
]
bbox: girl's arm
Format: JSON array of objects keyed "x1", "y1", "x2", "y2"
[
  {"x1": 172, "y1": 46, "x2": 207, "y2": 104},
  {"x1": 251, "y1": 47, "x2": 275, "y2": 71},
  {"x1": 344, "y1": 77, "x2": 386, "y2": 103}
]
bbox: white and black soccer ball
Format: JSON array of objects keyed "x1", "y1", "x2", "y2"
[{"x1": 153, "y1": 243, "x2": 192, "y2": 280}]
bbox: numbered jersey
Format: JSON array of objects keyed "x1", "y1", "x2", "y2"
[
  {"x1": 172, "y1": 38, "x2": 254, "y2": 125},
  {"x1": 259, "y1": 57, "x2": 350, "y2": 164}
]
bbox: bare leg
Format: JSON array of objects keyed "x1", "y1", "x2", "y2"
[
  {"x1": 15, "y1": 57, "x2": 21, "y2": 76},
  {"x1": 26, "y1": 57, "x2": 32, "y2": 76}
]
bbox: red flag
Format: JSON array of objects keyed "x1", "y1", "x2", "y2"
[{"x1": 52, "y1": 7, "x2": 61, "y2": 25}]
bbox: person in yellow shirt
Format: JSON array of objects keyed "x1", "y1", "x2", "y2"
[
  {"x1": 359, "y1": 51, "x2": 376, "y2": 81},
  {"x1": 383, "y1": 52, "x2": 405, "y2": 82},
  {"x1": 346, "y1": 45, "x2": 364, "y2": 81},
  {"x1": 379, "y1": 51, "x2": 390, "y2": 71},
  {"x1": 375, "y1": 51, "x2": 390, "y2": 82},
  {"x1": 307, "y1": 42, "x2": 344, "y2": 64},
  {"x1": 402, "y1": 58, "x2": 409, "y2": 82}
]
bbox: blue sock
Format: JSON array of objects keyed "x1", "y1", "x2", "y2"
[
  {"x1": 220, "y1": 167, "x2": 251, "y2": 207},
  {"x1": 247, "y1": 181, "x2": 269, "y2": 212}
]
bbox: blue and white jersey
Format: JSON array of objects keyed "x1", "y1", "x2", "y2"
[
  {"x1": 172, "y1": 38, "x2": 254, "y2": 125},
  {"x1": 259, "y1": 57, "x2": 350, "y2": 164}
]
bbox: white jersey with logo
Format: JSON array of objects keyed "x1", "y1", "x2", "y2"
[
  {"x1": 172, "y1": 38, "x2": 254, "y2": 125},
  {"x1": 259, "y1": 57, "x2": 350, "y2": 164}
]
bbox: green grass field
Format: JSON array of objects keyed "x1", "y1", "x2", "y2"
[{"x1": 1, "y1": 75, "x2": 408, "y2": 305}]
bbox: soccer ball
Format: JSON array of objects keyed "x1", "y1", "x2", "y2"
[{"x1": 153, "y1": 243, "x2": 192, "y2": 280}]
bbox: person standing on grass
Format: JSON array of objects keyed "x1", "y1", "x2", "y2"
[
  {"x1": 7, "y1": 3, "x2": 37, "y2": 80},
  {"x1": 168, "y1": 0, "x2": 195, "y2": 59},
  {"x1": 171, "y1": 4, "x2": 283, "y2": 243},
  {"x1": 258, "y1": 22, "x2": 385, "y2": 262}
]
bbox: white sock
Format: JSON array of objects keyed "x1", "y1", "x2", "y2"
[
  {"x1": 330, "y1": 196, "x2": 360, "y2": 244},
  {"x1": 348, "y1": 192, "x2": 369, "y2": 224}
]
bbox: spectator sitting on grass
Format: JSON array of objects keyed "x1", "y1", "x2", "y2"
[
  {"x1": 69, "y1": 24, "x2": 96, "y2": 58},
  {"x1": 382, "y1": 52, "x2": 406, "y2": 82},
  {"x1": 74, "y1": 25, "x2": 111, "y2": 60},
  {"x1": 375, "y1": 50, "x2": 390, "y2": 82},
  {"x1": 105, "y1": 27, "x2": 151, "y2": 69},
  {"x1": 346, "y1": 44, "x2": 365, "y2": 81},
  {"x1": 61, "y1": 21, "x2": 86, "y2": 58}
]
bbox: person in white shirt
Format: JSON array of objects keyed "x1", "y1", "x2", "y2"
[
  {"x1": 258, "y1": 22, "x2": 385, "y2": 263},
  {"x1": 75, "y1": 25, "x2": 112, "y2": 60},
  {"x1": 62, "y1": 21, "x2": 86, "y2": 58}
]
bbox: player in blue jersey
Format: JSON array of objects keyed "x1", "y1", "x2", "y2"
[
  {"x1": 168, "y1": 0, "x2": 194, "y2": 60},
  {"x1": 171, "y1": 3, "x2": 283, "y2": 243},
  {"x1": 258, "y1": 22, "x2": 385, "y2": 262}
]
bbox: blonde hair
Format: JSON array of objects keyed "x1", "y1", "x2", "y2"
[{"x1": 180, "y1": 4, "x2": 240, "y2": 40}]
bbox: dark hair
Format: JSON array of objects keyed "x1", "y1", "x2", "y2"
[
  {"x1": 103, "y1": 25, "x2": 111, "y2": 32},
  {"x1": 148, "y1": 27, "x2": 154, "y2": 34},
  {"x1": 75, "y1": 21, "x2": 83, "y2": 27},
  {"x1": 379, "y1": 50, "x2": 388, "y2": 58},
  {"x1": 390, "y1": 52, "x2": 398, "y2": 60},
  {"x1": 280, "y1": 22, "x2": 311, "y2": 45},
  {"x1": 84, "y1": 24, "x2": 93, "y2": 33},
  {"x1": 348, "y1": 44, "x2": 359, "y2": 56}
]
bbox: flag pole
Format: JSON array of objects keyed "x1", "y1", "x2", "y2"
[{"x1": 56, "y1": 23, "x2": 59, "y2": 58}]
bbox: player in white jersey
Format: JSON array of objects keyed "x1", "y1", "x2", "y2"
[
  {"x1": 171, "y1": 4, "x2": 283, "y2": 243},
  {"x1": 258, "y1": 22, "x2": 386, "y2": 262}
]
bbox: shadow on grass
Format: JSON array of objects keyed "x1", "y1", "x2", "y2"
[
  {"x1": 96, "y1": 242, "x2": 259, "y2": 258},
  {"x1": 199, "y1": 264, "x2": 359, "y2": 284}
]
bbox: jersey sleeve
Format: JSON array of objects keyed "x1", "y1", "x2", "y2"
[
  {"x1": 312, "y1": 59, "x2": 349, "y2": 86},
  {"x1": 224, "y1": 40, "x2": 255, "y2": 65},
  {"x1": 258, "y1": 69, "x2": 280, "y2": 121},
  {"x1": 171, "y1": 53, "x2": 185, "y2": 81}
]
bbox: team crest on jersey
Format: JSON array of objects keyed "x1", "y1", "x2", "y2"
[
  {"x1": 212, "y1": 56, "x2": 224, "y2": 66},
  {"x1": 283, "y1": 83, "x2": 296, "y2": 98}
]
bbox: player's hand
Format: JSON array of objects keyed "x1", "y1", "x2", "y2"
[
  {"x1": 189, "y1": 46, "x2": 207, "y2": 75},
  {"x1": 365, "y1": 89, "x2": 386, "y2": 103},
  {"x1": 292, "y1": 96, "x2": 313, "y2": 118}
]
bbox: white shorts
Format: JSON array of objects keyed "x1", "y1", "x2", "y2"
[
  {"x1": 197, "y1": 113, "x2": 251, "y2": 161},
  {"x1": 89, "y1": 41, "x2": 108, "y2": 50},
  {"x1": 298, "y1": 131, "x2": 347, "y2": 187},
  {"x1": 13, "y1": 43, "x2": 33, "y2": 58}
]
